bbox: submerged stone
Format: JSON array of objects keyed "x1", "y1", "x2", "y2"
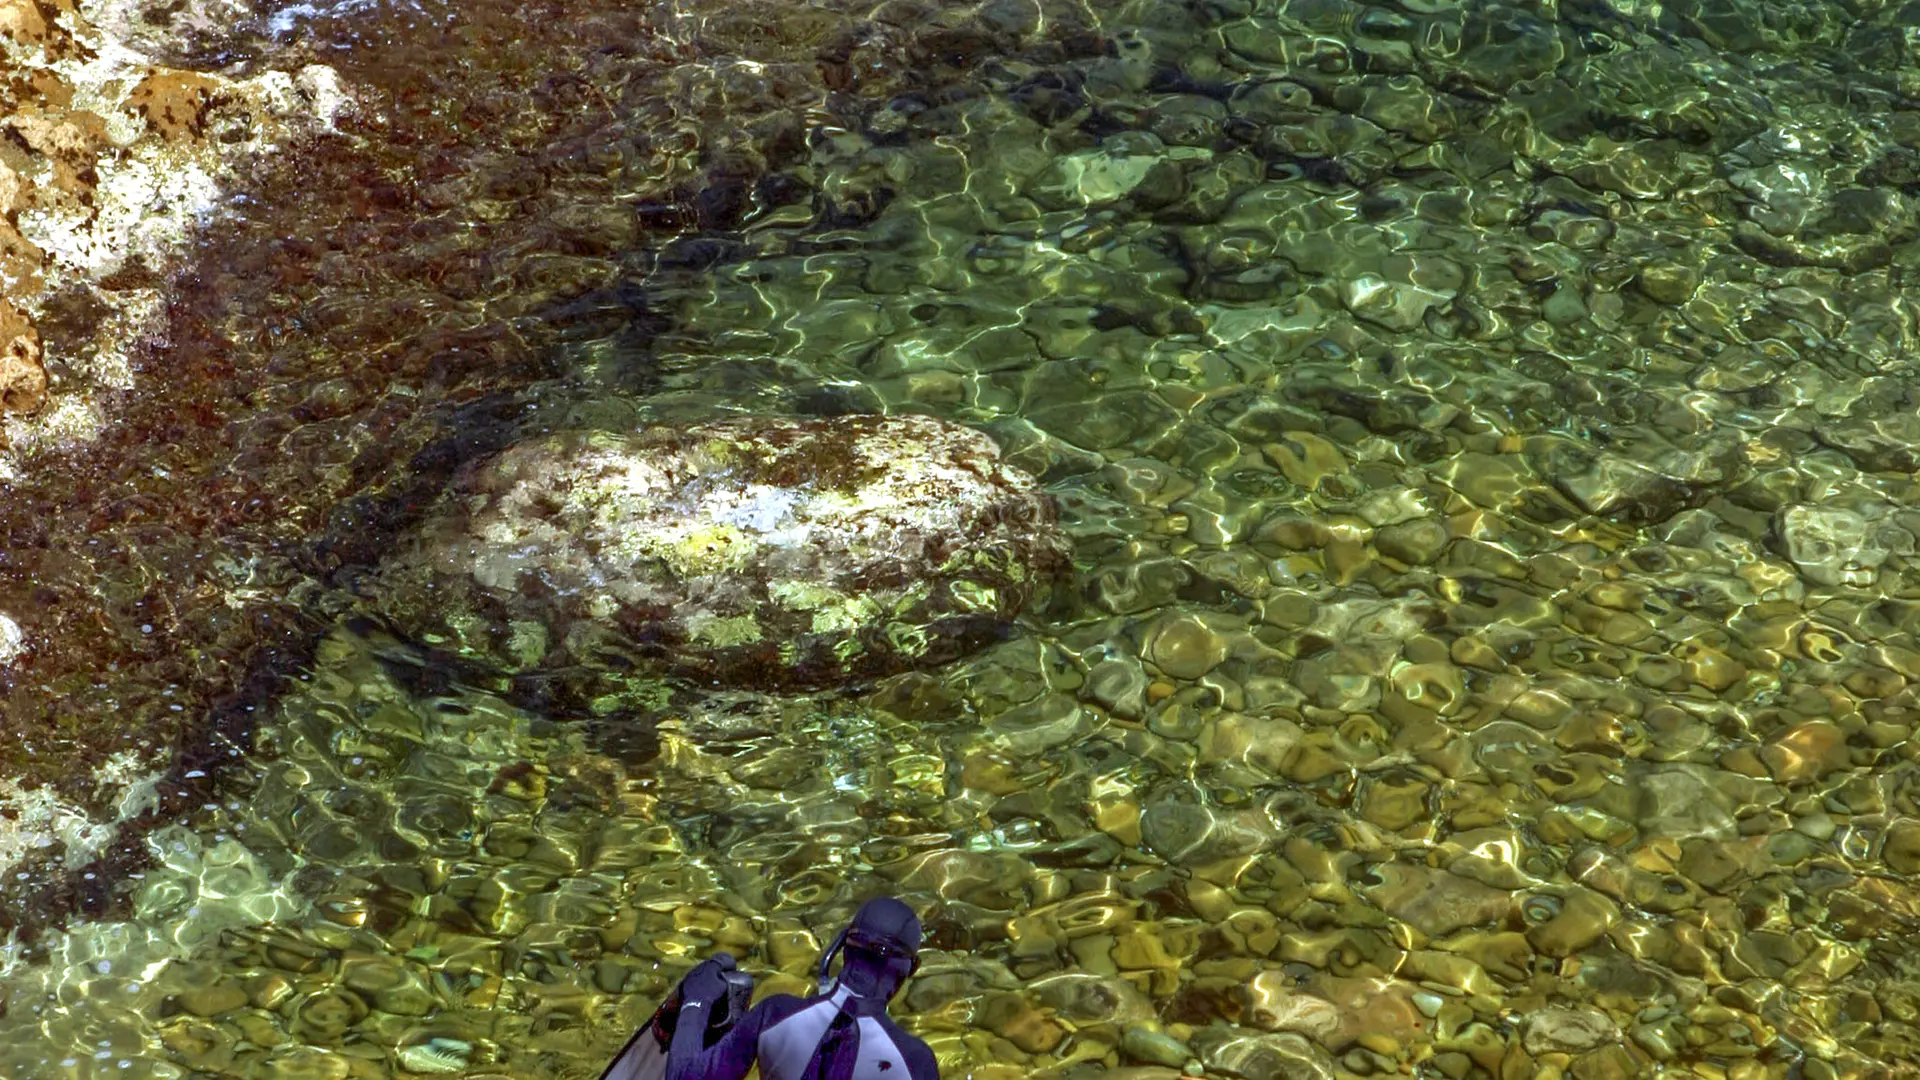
[
  {"x1": 1774, "y1": 504, "x2": 1889, "y2": 587},
  {"x1": 1521, "y1": 1007, "x2": 1620, "y2": 1055},
  {"x1": 369, "y1": 414, "x2": 1069, "y2": 689},
  {"x1": 1194, "y1": 1027, "x2": 1336, "y2": 1080},
  {"x1": 1123, "y1": 1024, "x2": 1194, "y2": 1067}
]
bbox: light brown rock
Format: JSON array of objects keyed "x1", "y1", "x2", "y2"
[
  {"x1": 128, "y1": 69, "x2": 223, "y2": 140},
  {"x1": 1245, "y1": 971, "x2": 1342, "y2": 1043},
  {"x1": 0, "y1": 299, "x2": 45, "y2": 414},
  {"x1": 1883, "y1": 819, "x2": 1920, "y2": 875},
  {"x1": 1761, "y1": 721, "x2": 1848, "y2": 784}
]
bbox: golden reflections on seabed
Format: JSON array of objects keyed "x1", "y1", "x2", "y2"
[{"x1": 7, "y1": 0, "x2": 1920, "y2": 1077}]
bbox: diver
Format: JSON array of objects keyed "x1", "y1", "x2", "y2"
[{"x1": 601, "y1": 897, "x2": 939, "y2": 1080}]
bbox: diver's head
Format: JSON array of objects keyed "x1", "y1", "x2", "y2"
[{"x1": 818, "y1": 897, "x2": 922, "y2": 999}]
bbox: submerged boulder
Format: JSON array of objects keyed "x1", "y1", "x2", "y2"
[{"x1": 369, "y1": 413, "x2": 1069, "y2": 690}]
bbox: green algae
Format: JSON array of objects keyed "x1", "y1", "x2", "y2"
[{"x1": 367, "y1": 415, "x2": 1066, "y2": 692}]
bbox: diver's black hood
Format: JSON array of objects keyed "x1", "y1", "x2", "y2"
[{"x1": 818, "y1": 897, "x2": 923, "y2": 996}]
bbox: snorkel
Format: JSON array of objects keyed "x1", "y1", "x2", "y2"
[{"x1": 815, "y1": 926, "x2": 851, "y2": 995}]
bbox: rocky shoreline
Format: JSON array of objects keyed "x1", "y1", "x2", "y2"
[{"x1": 0, "y1": 0, "x2": 355, "y2": 930}]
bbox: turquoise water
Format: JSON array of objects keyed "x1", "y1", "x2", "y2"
[{"x1": 3, "y1": 0, "x2": 1920, "y2": 1077}]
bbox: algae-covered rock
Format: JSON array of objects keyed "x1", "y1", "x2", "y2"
[{"x1": 369, "y1": 414, "x2": 1068, "y2": 689}]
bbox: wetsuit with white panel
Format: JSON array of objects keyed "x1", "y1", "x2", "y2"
[{"x1": 662, "y1": 898, "x2": 939, "y2": 1080}]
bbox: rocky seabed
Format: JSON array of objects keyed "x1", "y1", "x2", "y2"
[{"x1": 3, "y1": 0, "x2": 1920, "y2": 1079}]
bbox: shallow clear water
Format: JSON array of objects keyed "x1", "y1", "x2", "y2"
[{"x1": 5, "y1": 0, "x2": 1920, "y2": 1078}]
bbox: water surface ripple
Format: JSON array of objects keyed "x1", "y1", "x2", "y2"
[{"x1": 5, "y1": 1, "x2": 1920, "y2": 1078}]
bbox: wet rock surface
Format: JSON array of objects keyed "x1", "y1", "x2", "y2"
[
  {"x1": 0, "y1": 0, "x2": 355, "y2": 926},
  {"x1": 0, "y1": 0, "x2": 350, "y2": 441},
  {"x1": 0, "y1": 0, "x2": 1106, "y2": 934},
  {"x1": 371, "y1": 414, "x2": 1067, "y2": 690}
]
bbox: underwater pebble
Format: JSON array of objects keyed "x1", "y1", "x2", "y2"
[
  {"x1": 1522, "y1": 1006, "x2": 1621, "y2": 1054},
  {"x1": 1122, "y1": 1024, "x2": 1193, "y2": 1067},
  {"x1": 1775, "y1": 505, "x2": 1888, "y2": 587},
  {"x1": 396, "y1": 1038, "x2": 472, "y2": 1074},
  {"x1": 1193, "y1": 1026, "x2": 1336, "y2": 1080},
  {"x1": 176, "y1": 983, "x2": 248, "y2": 1018},
  {"x1": 1882, "y1": 820, "x2": 1920, "y2": 875},
  {"x1": 1373, "y1": 519, "x2": 1448, "y2": 565},
  {"x1": 1143, "y1": 612, "x2": 1231, "y2": 680}
]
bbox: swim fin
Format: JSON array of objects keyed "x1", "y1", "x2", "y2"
[
  {"x1": 598, "y1": 1018, "x2": 668, "y2": 1080},
  {"x1": 599, "y1": 967, "x2": 754, "y2": 1080}
]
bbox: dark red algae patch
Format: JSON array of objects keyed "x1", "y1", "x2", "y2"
[{"x1": 0, "y1": 0, "x2": 1108, "y2": 939}]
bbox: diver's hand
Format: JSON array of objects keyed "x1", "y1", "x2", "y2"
[{"x1": 680, "y1": 953, "x2": 738, "y2": 1005}]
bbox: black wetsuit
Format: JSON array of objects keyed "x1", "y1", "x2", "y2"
[
  {"x1": 650, "y1": 898, "x2": 938, "y2": 1080},
  {"x1": 664, "y1": 980, "x2": 939, "y2": 1080}
]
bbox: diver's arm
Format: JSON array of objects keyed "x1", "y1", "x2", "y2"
[
  {"x1": 662, "y1": 997, "x2": 757, "y2": 1080},
  {"x1": 663, "y1": 995, "x2": 805, "y2": 1080},
  {"x1": 659, "y1": 955, "x2": 756, "y2": 1080}
]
